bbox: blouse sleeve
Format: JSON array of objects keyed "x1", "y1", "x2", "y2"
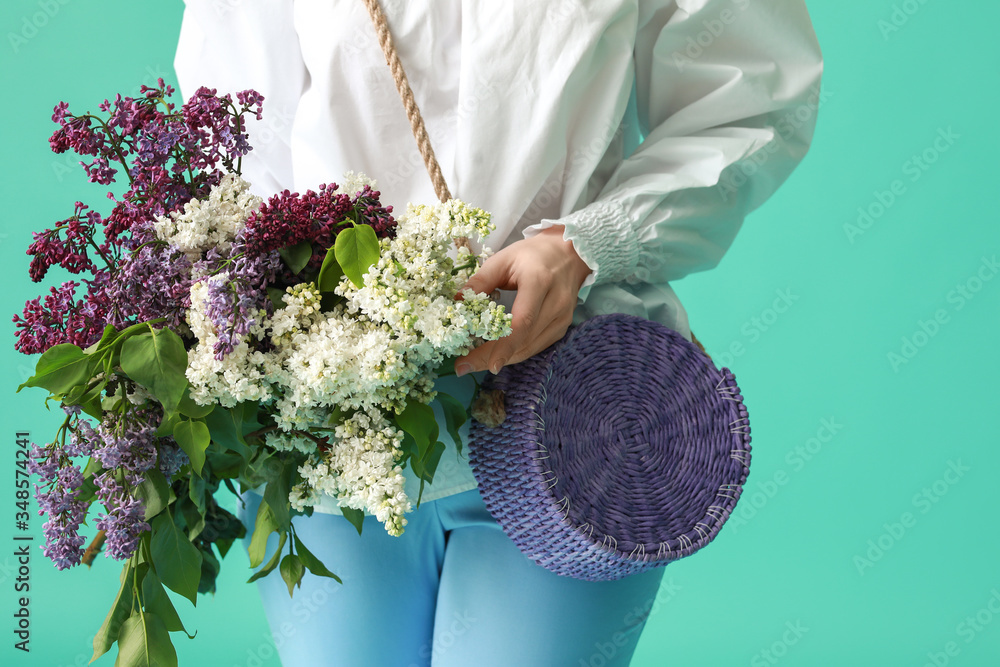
[
  {"x1": 172, "y1": 0, "x2": 308, "y2": 197},
  {"x1": 523, "y1": 0, "x2": 825, "y2": 304}
]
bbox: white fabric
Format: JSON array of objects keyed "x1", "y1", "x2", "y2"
[{"x1": 174, "y1": 0, "x2": 824, "y2": 515}]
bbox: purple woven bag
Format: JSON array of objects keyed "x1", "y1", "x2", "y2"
[{"x1": 467, "y1": 313, "x2": 752, "y2": 581}]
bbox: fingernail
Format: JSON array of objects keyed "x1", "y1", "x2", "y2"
[
  {"x1": 455, "y1": 362, "x2": 473, "y2": 377},
  {"x1": 490, "y1": 359, "x2": 507, "y2": 375}
]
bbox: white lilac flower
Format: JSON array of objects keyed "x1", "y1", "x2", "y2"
[
  {"x1": 329, "y1": 170, "x2": 379, "y2": 197},
  {"x1": 152, "y1": 173, "x2": 261, "y2": 263},
  {"x1": 179, "y1": 177, "x2": 513, "y2": 535},
  {"x1": 185, "y1": 280, "x2": 274, "y2": 408},
  {"x1": 290, "y1": 406, "x2": 411, "y2": 536},
  {"x1": 264, "y1": 430, "x2": 319, "y2": 456}
]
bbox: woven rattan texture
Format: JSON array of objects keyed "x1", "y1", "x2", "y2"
[{"x1": 468, "y1": 313, "x2": 752, "y2": 581}]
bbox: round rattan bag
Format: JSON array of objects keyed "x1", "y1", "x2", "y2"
[{"x1": 466, "y1": 313, "x2": 752, "y2": 581}]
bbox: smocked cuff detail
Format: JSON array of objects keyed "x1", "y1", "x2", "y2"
[{"x1": 522, "y1": 199, "x2": 638, "y2": 304}]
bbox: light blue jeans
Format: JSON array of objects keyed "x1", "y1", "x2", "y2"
[{"x1": 236, "y1": 484, "x2": 667, "y2": 666}]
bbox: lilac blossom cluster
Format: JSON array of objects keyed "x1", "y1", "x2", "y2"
[
  {"x1": 13, "y1": 80, "x2": 264, "y2": 355},
  {"x1": 201, "y1": 234, "x2": 282, "y2": 359},
  {"x1": 28, "y1": 400, "x2": 188, "y2": 568},
  {"x1": 88, "y1": 404, "x2": 163, "y2": 561},
  {"x1": 26, "y1": 405, "x2": 94, "y2": 570}
]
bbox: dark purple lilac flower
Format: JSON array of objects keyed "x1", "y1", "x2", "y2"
[
  {"x1": 16, "y1": 81, "x2": 265, "y2": 356},
  {"x1": 12, "y1": 281, "x2": 105, "y2": 354}
]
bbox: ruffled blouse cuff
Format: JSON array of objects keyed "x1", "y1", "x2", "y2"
[{"x1": 521, "y1": 199, "x2": 640, "y2": 304}]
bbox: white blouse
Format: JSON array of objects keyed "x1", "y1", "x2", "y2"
[{"x1": 174, "y1": 0, "x2": 824, "y2": 515}]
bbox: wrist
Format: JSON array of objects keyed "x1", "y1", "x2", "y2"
[{"x1": 538, "y1": 224, "x2": 593, "y2": 287}]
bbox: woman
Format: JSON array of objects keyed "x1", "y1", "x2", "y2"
[{"x1": 174, "y1": 1, "x2": 823, "y2": 664}]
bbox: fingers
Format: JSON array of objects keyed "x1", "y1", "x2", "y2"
[
  {"x1": 482, "y1": 278, "x2": 546, "y2": 372},
  {"x1": 457, "y1": 283, "x2": 566, "y2": 375},
  {"x1": 455, "y1": 338, "x2": 498, "y2": 376},
  {"x1": 514, "y1": 308, "x2": 574, "y2": 362},
  {"x1": 459, "y1": 246, "x2": 516, "y2": 296}
]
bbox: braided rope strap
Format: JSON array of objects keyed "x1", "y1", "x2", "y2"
[
  {"x1": 468, "y1": 313, "x2": 751, "y2": 581},
  {"x1": 361, "y1": 0, "x2": 471, "y2": 254}
]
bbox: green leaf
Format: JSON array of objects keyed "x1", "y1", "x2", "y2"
[
  {"x1": 140, "y1": 571, "x2": 190, "y2": 636},
  {"x1": 83, "y1": 323, "x2": 118, "y2": 355},
  {"x1": 134, "y1": 469, "x2": 171, "y2": 521},
  {"x1": 78, "y1": 456, "x2": 104, "y2": 504},
  {"x1": 420, "y1": 441, "x2": 446, "y2": 484},
  {"x1": 248, "y1": 499, "x2": 280, "y2": 569},
  {"x1": 436, "y1": 355, "x2": 457, "y2": 377},
  {"x1": 399, "y1": 431, "x2": 421, "y2": 478},
  {"x1": 215, "y1": 537, "x2": 235, "y2": 560},
  {"x1": 267, "y1": 286, "x2": 287, "y2": 309},
  {"x1": 76, "y1": 380, "x2": 108, "y2": 419},
  {"x1": 114, "y1": 612, "x2": 177, "y2": 667},
  {"x1": 177, "y1": 386, "x2": 214, "y2": 419},
  {"x1": 150, "y1": 511, "x2": 203, "y2": 607},
  {"x1": 335, "y1": 224, "x2": 380, "y2": 287},
  {"x1": 319, "y1": 291, "x2": 346, "y2": 312},
  {"x1": 188, "y1": 474, "x2": 207, "y2": 515},
  {"x1": 278, "y1": 240, "x2": 313, "y2": 275},
  {"x1": 392, "y1": 400, "x2": 438, "y2": 461},
  {"x1": 120, "y1": 328, "x2": 188, "y2": 412},
  {"x1": 240, "y1": 448, "x2": 277, "y2": 491},
  {"x1": 18, "y1": 343, "x2": 96, "y2": 395},
  {"x1": 155, "y1": 410, "x2": 182, "y2": 438},
  {"x1": 172, "y1": 419, "x2": 211, "y2": 476},
  {"x1": 102, "y1": 392, "x2": 123, "y2": 414},
  {"x1": 247, "y1": 531, "x2": 287, "y2": 584},
  {"x1": 199, "y1": 547, "x2": 221, "y2": 595},
  {"x1": 263, "y1": 459, "x2": 293, "y2": 532},
  {"x1": 413, "y1": 440, "x2": 447, "y2": 508},
  {"x1": 317, "y1": 246, "x2": 345, "y2": 292},
  {"x1": 340, "y1": 506, "x2": 365, "y2": 536},
  {"x1": 293, "y1": 534, "x2": 342, "y2": 583},
  {"x1": 178, "y1": 495, "x2": 205, "y2": 541},
  {"x1": 91, "y1": 562, "x2": 136, "y2": 663},
  {"x1": 435, "y1": 392, "x2": 468, "y2": 457},
  {"x1": 182, "y1": 476, "x2": 208, "y2": 540},
  {"x1": 204, "y1": 403, "x2": 258, "y2": 461},
  {"x1": 279, "y1": 554, "x2": 305, "y2": 597},
  {"x1": 63, "y1": 370, "x2": 108, "y2": 410}
]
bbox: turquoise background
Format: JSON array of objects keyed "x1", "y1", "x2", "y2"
[{"x1": 1, "y1": 1, "x2": 997, "y2": 665}]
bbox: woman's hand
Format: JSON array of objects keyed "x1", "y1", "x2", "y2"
[{"x1": 454, "y1": 224, "x2": 592, "y2": 376}]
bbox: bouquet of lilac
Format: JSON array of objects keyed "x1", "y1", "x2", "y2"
[{"x1": 13, "y1": 80, "x2": 511, "y2": 666}]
